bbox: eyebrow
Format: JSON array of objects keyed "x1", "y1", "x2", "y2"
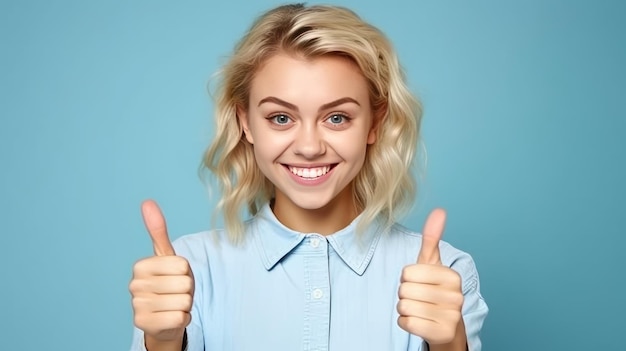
[{"x1": 257, "y1": 96, "x2": 360, "y2": 112}]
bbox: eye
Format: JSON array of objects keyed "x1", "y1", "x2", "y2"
[
  {"x1": 268, "y1": 114, "x2": 292, "y2": 125},
  {"x1": 325, "y1": 113, "x2": 350, "y2": 125}
]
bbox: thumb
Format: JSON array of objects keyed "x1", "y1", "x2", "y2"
[
  {"x1": 417, "y1": 208, "x2": 446, "y2": 265},
  {"x1": 141, "y1": 199, "x2": 176, "y2": 256}
]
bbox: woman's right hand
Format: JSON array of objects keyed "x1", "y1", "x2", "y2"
[{"x1": 129, "y1": 200, "x2": 195, "y2": 351}]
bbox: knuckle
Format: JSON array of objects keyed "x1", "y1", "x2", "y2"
[
  {"x1": 173, "y1": 257, "x2": 191, "y2": 274},
  {"x1": 450, "y1": 270, "x2": 462, "y2": 286},
  {"x1": 172, "y1": 311, "x2": 190, "y2": 327},
  {"x1": 396, "y1": 316, "x2": 404, "y2": 329},
  {"x1": 133, "y1": 313, "x2": 148, "y2": 329},
  {"x1": 397, "y1": 283, "x2": 407, "y2": 298},
  {"x1": 182, "y1": 294, "x2": 193, "y2": 311},
  {"x1": 452, "y1": 292, "x2": 464, "y2": 307},
  {"x1": 396, "y1": 299, "x2": 409, "y2": 315},
  {"x1": 397, "y1": 316, "x2": 408, "y2": 331},
  {"x1": 132, "y1": 257, "x2": 151, "y2": 275},
  {"x1": 128, "y1": 279, "x2": 138, "y2": 294},
  {"x1": 404, "y1": 316, "x2": 420, "y2": 332},
  {"x1": 401, "y1": 265, "x2": 411, "y2": 279},
  {"x1": 182, "y1": 275, "x2": 194, "y2": 291},
  {"x1": 128, "y1": 278, "x2": 145, "y2": 294},
  {"x1": 397, "y1": 317, "x2": 412, "y2": 334},
  {"x1": 451, "y1": 310, "x2": 462, "y2": 324},
  {"x1": 133, "y1": 314, "x2": 141, "y2": 328},
  {"x1": 131, "y1": 296, "x2": 147, "y2": 310}
]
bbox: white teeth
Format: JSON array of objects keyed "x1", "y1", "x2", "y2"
[{"x1": 288, "y1": 165, "x2": 331, "y2": 178}]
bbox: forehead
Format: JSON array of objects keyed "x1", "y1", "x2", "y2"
[{"x1": 249, "y1": 54, "x2": 370, "y2": 106}]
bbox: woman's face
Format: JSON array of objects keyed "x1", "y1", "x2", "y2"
[{"x1": 239, "y1": 53, "x2": 377, "y2": 220}]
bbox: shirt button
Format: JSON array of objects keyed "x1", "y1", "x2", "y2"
[
  {"x1": 312, "y1": 288, "x2": 323, "y2": 299},
  {"x1": 310, "y1": 237, "x2": 320, "y2": 248}
]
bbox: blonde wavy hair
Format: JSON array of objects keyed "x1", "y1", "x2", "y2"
[{"x1": 202, "y1": 3, "x2": 421, "y2": 243}]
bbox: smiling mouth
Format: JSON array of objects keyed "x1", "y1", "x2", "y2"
[{"x1": 283, "y1": 164, "x2": 337, "y2": 179}]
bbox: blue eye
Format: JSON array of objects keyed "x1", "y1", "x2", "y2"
[
  {"x1": 327, "y1": 114, "x2": 347, "y2": 124},
  {"x1": 270, "y1": 114, "x2": 291, "y2": 125}
]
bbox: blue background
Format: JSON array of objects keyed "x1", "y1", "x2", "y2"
[{"x1": 1, "y1": 0, "x2": 624, "y2": 350}]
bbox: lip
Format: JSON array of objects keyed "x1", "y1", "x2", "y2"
[
  {"x1": 283, "y1": 163, "x2": 337, "y2": 168},
  {"x1": 281, "y1": 163, "x2": 337, "y2": 186}
]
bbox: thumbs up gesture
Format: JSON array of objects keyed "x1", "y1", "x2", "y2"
[
  {"x1": 129, "y1": 200, "x2": 195, "y2": 350},
  {"x1": 397, "y1": 209, "x2": 465, "y2": 346}
]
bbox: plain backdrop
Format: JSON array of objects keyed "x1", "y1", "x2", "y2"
[{"x1": 1, "y1": 0, "x2": 624, "y2": 350}]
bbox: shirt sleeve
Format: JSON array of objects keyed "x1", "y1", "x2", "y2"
[
  {"x1": 452, "y1": 253, "x2": 489, "y2": 351},
  {"x1": 129, "y1": 327, "x2": 148, "y2": 351},
  {"x1": 128, "y1": 321, "x2": 204, "y2": 351}
]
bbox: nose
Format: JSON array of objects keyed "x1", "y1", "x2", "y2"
[{"x1": 293, "y1": 124, "x2": 326, "y2": 159}]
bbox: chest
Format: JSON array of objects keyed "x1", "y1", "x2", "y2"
[{"x1": 197, "y1": 245, "x2": 425, "y2": 350}]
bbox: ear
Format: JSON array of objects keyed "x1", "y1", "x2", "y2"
[
  {"x1": 237, "y1": 106, "x2": 254, "y2": 144},
  {"x1": 367, "y1": 104, "x2": 387, "y2": 145}
]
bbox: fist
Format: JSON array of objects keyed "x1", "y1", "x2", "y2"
[
  {"x1": 129, "y1": 200, "x2": 195, "y2": 342},
  {"x1": 397, "y1": 209, "x2": 464, "y2": 345}
]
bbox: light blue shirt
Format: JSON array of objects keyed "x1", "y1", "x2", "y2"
[{"x1": 130, "y1": 204, "x2": 488, "y2": 350}]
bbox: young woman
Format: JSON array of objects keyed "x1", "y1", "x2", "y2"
[{"x1": 129, "y1": 4, "x2": 488, "y2": 351}]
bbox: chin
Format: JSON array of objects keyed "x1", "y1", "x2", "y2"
[
  {"x1": 289, "y1": 197, "x2": 335, "y2": 211},
  {"x1": 273, "y1": 180, "x2": 354, "y2": 213}
]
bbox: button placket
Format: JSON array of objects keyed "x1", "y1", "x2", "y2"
[
  {"x1": 310, "y1": 237, "x2": 320, "y2": 248},
  {"x1": 303, "y1": 234, "x2": 330, "y2": 351},
  {"x1": 312, "y1": 288, "x2": 324, "y2": 299}
]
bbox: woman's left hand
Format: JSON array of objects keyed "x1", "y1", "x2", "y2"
[{"x1": 396, "y1": 209, "x2": 465, "y2": 346}]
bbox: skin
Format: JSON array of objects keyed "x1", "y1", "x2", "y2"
[
  {"x1": 129, "y1": 201, "x2": 193, "y2": 351},
  {"x1": 399, "y1": 209, "x2": 468, "y2": 350},
  {"x1": 129, "y1": 53, "x2": 467, "y2": 351},
  {"x1": 238, "y1": 53, "x2": 378, "y2": 235}
]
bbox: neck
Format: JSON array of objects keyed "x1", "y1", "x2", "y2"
[{"x1": 272, "y1": 187, "x2": 359, "y2": 235}]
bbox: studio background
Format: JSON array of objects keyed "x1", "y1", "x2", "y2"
[{"x1": 1, "y1": 0, "x2": 624, "y2": 350}]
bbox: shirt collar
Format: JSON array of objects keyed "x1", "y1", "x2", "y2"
[
  {"x1": 326, "y1": 216, "x2": 384, "y2": 276},
  {"x1": 252, "y1": 203, "x2": 384, "y2": 276}
]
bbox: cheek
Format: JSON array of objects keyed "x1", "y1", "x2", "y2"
[
  {"x1": 329, "y1": 130, "x2": 370, "y2": 158},
  {"x1": 251, "y1": 132, "x2": 292, "y2": 161}
]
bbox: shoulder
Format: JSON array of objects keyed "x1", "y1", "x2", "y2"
[
  {"x1": 169, "y1": 216, "x2": 260, "y2": 262},
  {"x1": 386, "y1": 223, "x2": 482, "y2": 294},
  {"x1": 169, "y1": 229, "x2": 235, "y2": 267}
]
